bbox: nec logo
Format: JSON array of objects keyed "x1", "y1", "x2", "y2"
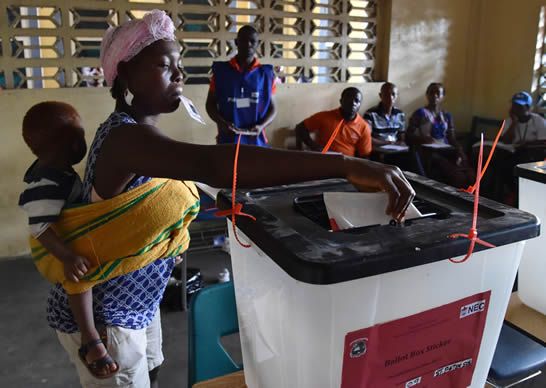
[
  {"x1": 460, "y1": 300, "x2": 486, "y2": 318},
  {"x1": 405, "y1": 376, "x2": 421, "y2": 387}
]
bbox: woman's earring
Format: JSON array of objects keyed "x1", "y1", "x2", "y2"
[{"x1": 124, "y1": 89, "x2": 134, "y2": 106}]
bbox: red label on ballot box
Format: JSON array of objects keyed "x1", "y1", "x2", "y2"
[{"x1": 341, "y1": 291, "x2": 491, "y2": 388}]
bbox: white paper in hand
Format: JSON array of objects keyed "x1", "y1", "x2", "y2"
[
  {"x1": 180, "y1": 95, "x2": 206, "y2": 125},
  {"x1": 323, "y1": 192, "x2": 422, "y2": 231}
]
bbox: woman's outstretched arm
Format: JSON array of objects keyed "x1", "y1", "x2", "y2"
[{"x1": 100, "y1": 123, "x2": 415, "y2": 220}]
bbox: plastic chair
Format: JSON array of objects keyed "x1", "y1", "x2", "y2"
[
  {"x1": 486, "y1": 321, "x2": 546, "y2": 388},
  {"x1": 471, "y1": 116, "x2": 503, "y2": 138},
  {"x1": 188, "y1": 281, "x2": 243, "y2": 387},
  {"x1": 465, "y1": 116, "x2": 503, "y2": 154}
]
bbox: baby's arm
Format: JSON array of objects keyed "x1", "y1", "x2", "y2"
[{"x1": 37, "y1": 228, "x2": 90, "y2": 282}]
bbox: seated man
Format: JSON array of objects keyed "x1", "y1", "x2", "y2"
[
  {"x1": 205, "y1": 25, "x2": 277, "y2": 146},
  {"x1": 295, "y1": 87, "x2": 372, "y2": 158},
  {"x1": 501, "y1": 91, "x2": 546, "y2": 146},
  {"x1": 365, "y1": 82, "x2": 406, "y2": 147},
  {"x1": 481, "y1": 92, "x2": 546, "y2": 203},
  {"x1": 365, "y1": 82, "x2": 417, "y2": 171}
]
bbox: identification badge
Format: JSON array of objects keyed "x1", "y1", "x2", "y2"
[
  {"x1": 235, "y1": 98, "x2": 251, "y2": 108},
  {"x1": 180, "y1": 95, "x2": 206, "y2": 125}
]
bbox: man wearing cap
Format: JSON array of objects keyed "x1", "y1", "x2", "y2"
[
  {"x1": 481, "y1": 92, "x2": 546, "y2": 204},
  {"x1": 502, "y1": 91, "x2": 546, "y2": 145}
]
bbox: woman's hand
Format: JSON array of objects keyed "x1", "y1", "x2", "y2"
[{"x1": 343, "y1": 157, "x2": 415, "y2": 222}]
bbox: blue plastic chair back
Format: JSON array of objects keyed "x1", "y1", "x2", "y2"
[
  {"x1": 188, "y1": 281, "x2": 242, "y2": 386},
  {"x1": 488, "y1": 321, "x2": 546, "y2": 386}
]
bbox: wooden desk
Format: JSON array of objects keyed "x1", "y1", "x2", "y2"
[
  {"x1": 505, "y1": 292, "x2": 546, "y2": 343},
  {"x1": 371, "y1": 145, "x2": 410, "y2": 165},
  {"x1": 192, "y1": 371, "x2": 246, "y2": 388}
]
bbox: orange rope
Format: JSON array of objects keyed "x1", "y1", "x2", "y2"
[
  {"x1": 449, "y1": 134, "x2": 495, "y2": 263},
  {"x1": 215, "y1": 134, "x2": 256, "y2": 248},
  {"x1": 449, "y1": 120, "x2": 508, "y2": 262},
  {"x1": 321, "y1": 120, "x2": 345, "y2": 154},
  {"x1": 463, "y1": 120, "x2": 505, "y2": 194}
]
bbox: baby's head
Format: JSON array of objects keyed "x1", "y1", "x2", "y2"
[{"x1": 22, "y1": 101, "x2": 87, "y2": 166}]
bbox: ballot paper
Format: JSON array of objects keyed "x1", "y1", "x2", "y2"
[
  {"x1": 421, "y1": 143, "x2": 453, "y2": 149},
  {"x1": 323, "y1": 192, "x2": 422, "y2": 231},
  {"x1": 473, "y1": 140, "x2": 515, "y2": 153},
  {"x1": 180, "y1": 95, "x2": 206, "y2": 125},
  {"x1": 378, "y1": 144, "x2": 409, "y2": 152}
]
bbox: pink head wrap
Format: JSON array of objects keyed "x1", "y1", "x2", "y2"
[{"x1": 100, "y1": 10, "x2": 176, "y2": 86}]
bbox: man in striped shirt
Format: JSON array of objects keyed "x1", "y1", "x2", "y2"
[{"x1": 364, "y1": 82, "x2": 406, "y2": 147}]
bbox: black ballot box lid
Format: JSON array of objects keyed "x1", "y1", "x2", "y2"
[
  {"x1": 516, "y1": 161, "x2": 546, "y2": 184},
  {"x1": 217, "y1": 173, "x2": 539, "y2": 285}
]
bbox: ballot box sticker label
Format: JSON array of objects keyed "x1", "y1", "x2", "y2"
[{"x1": 341, "y1": 291, "x2": 491, "y2": 388}]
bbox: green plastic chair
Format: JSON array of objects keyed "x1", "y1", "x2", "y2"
[{"x1": 188, "y1": 281, "x2": 243, "y2": 387}]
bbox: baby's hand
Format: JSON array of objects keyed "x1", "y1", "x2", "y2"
[
  {"x1": 174, "y1": 255, "x2": 184, "y2": 265},
  {"x1": 64, "y1": 255, "x2": 90, "y2": 282}
]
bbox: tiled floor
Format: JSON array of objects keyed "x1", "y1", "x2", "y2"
[{"x1": 1, "y1": 253, "x2": 545, "y2": 388}]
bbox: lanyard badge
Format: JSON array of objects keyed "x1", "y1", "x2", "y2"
[{"x1": 180, "y1": 95, "x2": 206, "y2": 125}]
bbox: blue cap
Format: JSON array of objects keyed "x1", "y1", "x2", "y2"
[{"x1": 512, "y1": 91, "x2": 533, "y2": 106}]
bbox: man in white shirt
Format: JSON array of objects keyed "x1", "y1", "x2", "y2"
[
  {"x1": 481, "y1": 91, "x2": 546, "y2": 205},
  {"x1": 502, "y1": 91, "x2": 546, "y2": 145}
]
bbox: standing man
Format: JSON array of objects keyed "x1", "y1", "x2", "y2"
[
  {"x1": 295, "y1": 87, "x2": 372, "y2": 158},
  {"x1": 206, "y1": 25, "x2": 277, "y2": 146}
]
